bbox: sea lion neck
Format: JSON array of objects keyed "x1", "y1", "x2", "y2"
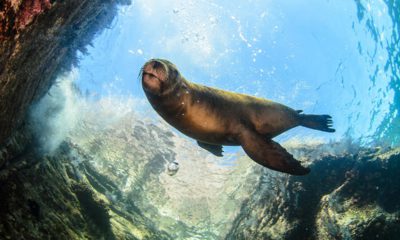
[
  {"x1": 161, "y1": 76, "x2": 190, "y2": 97},
  {"x1": 144, "y1": 78, "x2": 191, "y2": 126}
]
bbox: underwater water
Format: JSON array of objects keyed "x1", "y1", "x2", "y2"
[
  {"x1": 73, "y1": 0, "x2": 399, "y2": 147},
  {"x1": 26, "y1": 0, "x2": 400, "y2": 239}
]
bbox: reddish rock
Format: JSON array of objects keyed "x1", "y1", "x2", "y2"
[
  {"x1": 0, "y1": 0, "x2": 129, "y2": 146},
  {"x1": 16, "y1": 0, "x2": 52, "y2": 31}
]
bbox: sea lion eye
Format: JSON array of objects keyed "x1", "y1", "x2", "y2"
[
  {"x1": 172, "y1": 69, "x2": 179, "y2": 78},
  {"x1": 152, "y1": 60, "x2": 163, "y2": 69}
]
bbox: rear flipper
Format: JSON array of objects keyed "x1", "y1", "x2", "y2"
[
  {"x1": 299, "y1": 114, "x2": 335, "y2": 133},
  {"x1": 238, "y1": 128, "x2": 310, "y2": 175}
]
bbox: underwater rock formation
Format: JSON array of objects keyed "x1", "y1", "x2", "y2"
[
  {"x1": 1, "y1": 86, "x2": 400, "y2": 239},
  {"x1": 1, "y1": 83, "x2": 400, "y2": 239},
  {"x1": 0, "y1": 0, "x2": 129, "y2": 145},
  {"x1": 63, "y1": 95, "x2": 259, "y2": 238},
  {"x1": 0, "y1": 81, "x2": 258, "y2": 239},
  {"x1": 226, "y1": 146, "x2": 400, "y2": 240},
  {"x1": 0, "y1": 138, "x2": 171, "y2": 239}
]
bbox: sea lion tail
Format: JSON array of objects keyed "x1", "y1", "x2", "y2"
[{"x1": 299, "y1": 114, "x2": 335, "y2": 133}]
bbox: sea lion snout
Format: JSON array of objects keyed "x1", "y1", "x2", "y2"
[
  {"x1": 141, "y1": 59, "x2": 182, "y2": 95},
  {"x1": 141, "y1": 60, "x2": 168, "y2": 94}
]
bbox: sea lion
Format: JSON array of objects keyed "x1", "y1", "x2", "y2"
[{"x1": 140, "y1": 59, "x2": 335, "y2": 175}]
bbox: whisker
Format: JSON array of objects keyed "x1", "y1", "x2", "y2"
[
  {"x1": 138, "y1": 67, "x2": 144, "y2": 79},
  {"x1": 137, "y1": 67, "x2": 144, "y2": 85}
]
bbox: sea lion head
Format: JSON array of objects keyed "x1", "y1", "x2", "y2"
[{"x1": 141, "y1": 59, "x2": 181, "y2": 96}]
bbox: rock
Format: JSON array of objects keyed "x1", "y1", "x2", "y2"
[
  {"x1": 0, "y1": 93, "x2": 257, "y2": 239},
  {"x1": 0, "y1": 0, "x2": 129, "y2": 145},
  {"x1": 65, "y1": 102, "x2": 258, "y2": 239},
  {"x1": 0, "y1": 136, "x2": 171, "y2": 239},
  {"x1": 316, "y1": 149, "x2": 400, "y2": 240},
  {"x1": 1, "y1": 94, "x2": 400, "y2": 239},
  {"x1": 226, "y1": 148, "x2": 400, "y2": 240}
]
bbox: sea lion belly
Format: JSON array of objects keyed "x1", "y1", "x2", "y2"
[{"x1": 179, "y1": 102, "x2": 240, "y2": 145}]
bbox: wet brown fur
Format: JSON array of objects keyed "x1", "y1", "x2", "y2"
[{"x1": 141, "y1": 59, "x2": 334, "y2": 175}]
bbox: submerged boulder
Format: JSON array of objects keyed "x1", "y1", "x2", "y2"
[
  {"x1": 316, "y1": 149, "x2": 400, "y2": 240},
  {"x1": 0, "y1": 127, "x2": 171, "y2": 239},
  {"x1": 226, "y1": 147, "x2": 400, "y2": 240}
]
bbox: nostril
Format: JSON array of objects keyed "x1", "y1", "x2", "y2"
[{"x1": 152, "y1": 60, "x2": 162, "y2": 69}]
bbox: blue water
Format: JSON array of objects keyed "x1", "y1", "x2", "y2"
[{"x1": 75, "y1": 0, "x2": 399, "y2": 147}]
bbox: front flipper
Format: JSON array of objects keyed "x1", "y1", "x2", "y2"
[
  {"x1": 197, "y1": 141, "x2": 223, "y2": 157},
  {"x1": 238, "y1": 129, "x2": 310, "y2": 175}
]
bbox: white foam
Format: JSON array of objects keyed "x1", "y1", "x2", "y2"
[{"x1": 29, "y1": 70, "x2": 81, "y2": 154}]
